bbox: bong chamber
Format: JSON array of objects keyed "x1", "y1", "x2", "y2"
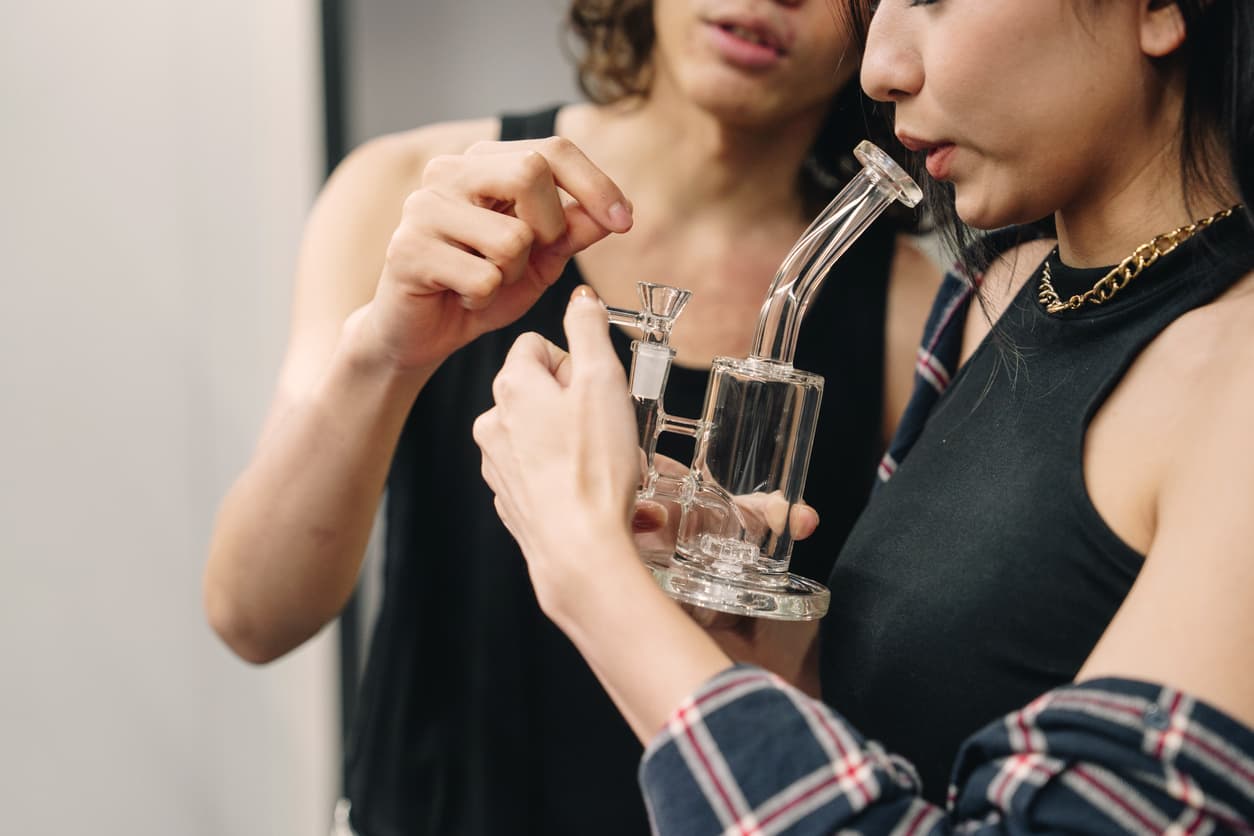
[{"x1": 606, "y1": 142, "x2": 922, "y2": 621}]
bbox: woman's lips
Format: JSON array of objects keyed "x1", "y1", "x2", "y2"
[
  {"x1": 704, "y1": 21, "x2": 787, "y2": 70},
  {"x1": 897, "y1": 134, "x2": 957, "y2": 181}
]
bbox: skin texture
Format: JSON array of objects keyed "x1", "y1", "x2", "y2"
[
  {"x1": 474, "y1": 0, "x2": 1254, "y2": 745},
  {"x1": 865, "y1": 0, "x2": 1196, "y2": 263},
  {"x1": 202, "y1": 0, "x2": 940, "y2": 667},
  {"x1": 651, "y1": 0, "x2": 855, "y2": 126}
]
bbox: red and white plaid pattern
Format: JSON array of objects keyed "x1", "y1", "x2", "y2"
[{"x1": 640, "y1": 667, "x2": 1254, "y2": 835}]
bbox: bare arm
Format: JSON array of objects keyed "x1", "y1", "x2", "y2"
[
  {"x1": 1078, "y1": 340, "x2": 1254, "y2": 731},
  {"x1": 204, "y1": 123, "x2": 633, "y2": 663}
]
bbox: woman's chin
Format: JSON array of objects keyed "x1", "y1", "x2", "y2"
[
  {"x1": 950, "y1": 172, "x2": 1061, "y2": 232},
  {"x1": 953, "y1": 190, "x2": 1036, "y2": 233}
]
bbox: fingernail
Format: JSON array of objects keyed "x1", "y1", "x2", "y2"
[
  {"x1": 571, "y1": 285, "x2": 600, "y2": 305},
  {"x1": 607, "y1": 201, "x2": 633, "y2": 232}
]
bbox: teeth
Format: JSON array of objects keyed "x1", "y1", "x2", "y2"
[{"x1": 726, "y1": 24, "x2": 769, "y2": 48}]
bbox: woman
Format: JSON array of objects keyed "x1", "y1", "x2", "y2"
[
  {"x1": 474, "y1": 0, "x2": 1254, "y2": 830},
  {"x1": 202, "y1": 1, "x2": 938, "y2": 833}
]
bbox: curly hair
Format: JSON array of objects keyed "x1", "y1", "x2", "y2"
[
  {"x1": 568, "y1": 0, "x2": 655, "y2": 103},
  {"x1": 565, "y1": 0, "x2": 912, "y2": 223}
]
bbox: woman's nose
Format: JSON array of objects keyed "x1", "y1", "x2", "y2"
[{"x1": 860, "y1": 7, "x2": 924, "y2": 103}]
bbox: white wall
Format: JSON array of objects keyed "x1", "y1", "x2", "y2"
[{"x1": 0, "y1": 3, "x2": 337, "y2": 835}]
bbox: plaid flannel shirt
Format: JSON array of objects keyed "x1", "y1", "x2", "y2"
[{"x1": 640, "y1": 666, "x2": 1254, "y2": 835}]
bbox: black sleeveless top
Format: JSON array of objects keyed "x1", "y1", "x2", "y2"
[
  {"x1": 345, "y1": 106, "x2": 898, "y2": 836},
  {"x1": 821, "y1": 212, "x2": 1254, "y2": 804}
]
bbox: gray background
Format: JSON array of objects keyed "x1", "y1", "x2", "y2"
[{"x1": 347, "y1": 0, "x2": 581, "y2": 144}]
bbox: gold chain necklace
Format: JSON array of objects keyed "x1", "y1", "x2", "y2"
[{"x1": 1038, "y1": 206, "x2": 1239, "y2": 314}]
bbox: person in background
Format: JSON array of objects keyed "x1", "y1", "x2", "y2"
[
  {"x1": 203, "y1": 1, "x2": 939, "y2": 833},
  {"x1": 472, "y1": 0, "x2": 1254, "y2": 830}
]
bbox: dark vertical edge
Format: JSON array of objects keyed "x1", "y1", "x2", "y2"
[
  {"x1": 322, "y1": 0, "x2": 348, "y2": 174},
  {"x1": 320, "y1": 0, "x2": 357, "y2": 795}
]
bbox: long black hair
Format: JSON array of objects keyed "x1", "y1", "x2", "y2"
[
  {"x1": 844, "y1": 0, "x2": 1254, "y2": 274},
  {"x1": 1178, "y1": 0, "x2": 1253, "y2": 214}
]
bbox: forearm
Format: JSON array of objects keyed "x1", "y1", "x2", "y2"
[
  {"x1": 205, "y1": 323, "x2": 434, "y2": 663},
  {"x1": 548, "y1": 532, "x2": 735, "y2": 742}
]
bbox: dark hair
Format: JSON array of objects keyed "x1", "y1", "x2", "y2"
[
  {"x1": 565, "y1": 0, "x2": 915, "y2": 223},
  {"x1": 842, "y1": 0, "x2": 1253, "y2": 274},
  {"x1": 1176, "y1": 0, "x2": 1253, "y2": 216},
  {"x1": 567, "y1": 0, "x2": 655, "y2": 102}
]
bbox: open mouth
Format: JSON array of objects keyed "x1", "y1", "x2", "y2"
[
  {"x1": 717, "y1": 22, "x2": 784, "y2": 54},
  {"x1": 896, "y1": 133, "x2": 958, "y2": 180},
  {"x1": 708, "y1": 18, "x2": 789, "y2": 58}
]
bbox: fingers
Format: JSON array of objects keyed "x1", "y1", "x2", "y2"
[
  {"x1": 734, "y1": 491, "x2": 821, "y2": 539},
  {"x1": 651, "y1": 453, "x2": 690, "y2": 478},
  {"x1": 559, "y1": 201, "x2": 614, "y2": 258},
  {"x1": 461, "y1": 137, "x2": 633, "y2": 235},
  {"x1": 631, "y1": 501, "x2": 669, "y2": 534},
  {"x1": 473, "y1": 419, "x2": 522, "y2": 543},
  {"x1": 493, "y1": 332, "x2": 567, "y2": 403},
  {"x1": 471, "y1": 408, "x2": 501, "y2": 474},
  {"x1": 519, "y1": 202, "x2": 617, "y2": 303},
  {"x1": 790, "y1": 504, "x2": 820, "y2": 541},
  {"x1": 388, "y1": 190, "x2": 532, "y2": 305},
  {"x1": 486, "y1": 335, "x2": 566, "y2": 426},
  {"x1": 383, "y1": 218, "x2": 504, "y2": 311},
  {"x1": 423, "y1": 150, "x2": 568, "y2": 246},
  {"x1": 396, "y1": 137, "x2": 633, "y2": 328},
  {"x1": 562, "y1": 287, "x2": 623, "y2": 386},
  {"x1": 767, "y1": 496, "x2": 819, "y2": 539}
]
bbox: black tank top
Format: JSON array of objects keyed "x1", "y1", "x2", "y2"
[
  {"x1": 821, "y1": 211, "x2": 1254, "y2": 804},
  {"x1": 345, "y1": 105, "x2": 897, "y2": 836}
]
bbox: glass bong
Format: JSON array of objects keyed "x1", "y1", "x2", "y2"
[{"x1": 605, "y1": 142, "x2": 922, "y2": 621}]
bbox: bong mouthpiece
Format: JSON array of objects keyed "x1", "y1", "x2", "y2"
[{"x1": 750, "y1": 142, "x2": 922, "y2": 365}]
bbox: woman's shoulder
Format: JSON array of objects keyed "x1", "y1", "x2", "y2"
[
  {"x1": 283, "y1": 117, "x2": 503, "y2": 385},
  {"x1": 1079, "y1": 268, "x2": 1254, "y2": 732},
  {"x1": 1127, "y1": 265, "x2": 1254, "y2": 550},
  {"x1": 301, "y1": 117, "x2": 503, "y2": 269},
  {"x1": 1159, "y1": 266, "x2": 1254, "y2": 414},
  {"x1": 391, "y1": 117, "x2": 503, "y2": 158}
]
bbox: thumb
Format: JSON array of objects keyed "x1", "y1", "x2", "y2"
[
  {"x1": 562, "y1": 202, "x2": 615, "y2": 255},
  {"x1": 530, "y1": 203, "x2": 612, "y2": 281},
  {"x1": 563, "y1": 286, "x2": 620, "y2": 384}
]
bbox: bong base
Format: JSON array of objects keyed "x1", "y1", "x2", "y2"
[{"x1": 643, "y1": 552, "x2": 830, "y2": 621}]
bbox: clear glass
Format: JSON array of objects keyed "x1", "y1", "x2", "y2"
[
  {"x1": 640, "y1": 358, "x2": 829, "y2": 619},
  {"x1": 752, "y1": 141, "x2": 923, "y2": 364},
  {"x1": 612, "y1": 142, "x2": 921, "y2": 621}
]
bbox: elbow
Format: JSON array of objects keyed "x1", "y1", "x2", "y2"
[{"x1": 203, "y1": 572, "x2": 288, "y2": 666}]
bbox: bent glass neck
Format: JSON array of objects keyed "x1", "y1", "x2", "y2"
[{"x1": 751, "y1": 141, "x2": 922, "y2": 365}]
